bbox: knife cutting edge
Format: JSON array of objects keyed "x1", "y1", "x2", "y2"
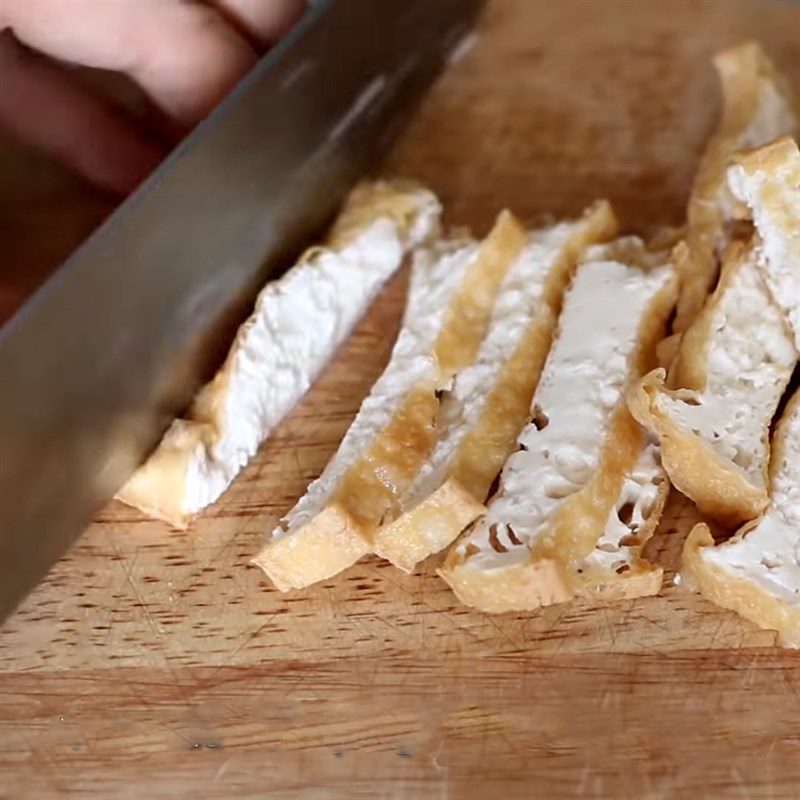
[{"x1": 0, "y1": 0, "x2": 485, "y2": 620}]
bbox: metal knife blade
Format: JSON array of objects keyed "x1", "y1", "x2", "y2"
[{"x1": 0, "y1": 0, "x2": 485, "y2": 620}]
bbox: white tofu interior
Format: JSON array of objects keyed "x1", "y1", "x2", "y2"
[
  {"x1": 179, "y1": 218, "x2": 429, "y2": 516},
  {"x1": 702, "y1": 396, "x2": 800, "y2": 605},
  {"x1": 660, "y1": 250, "x2": 796, "y2": 486},
  {"x1": 727, "y1": 147, "x2": 800, "y2": 350},
  {"x1": 401, "y1": 222, "x2": 576, "y2": 508},
  {"x1": 581, "y1": 441, "x2": 664, "y2": 574},
  {"x1": 454, "y1": 254, "x2": 674, "y2": 571},
  {"x1": 715, "y1": 70, "x2": 797, "y2": 223},
  {"x1": 274, "y1": 238, "x2": 479, "y2": 537}
]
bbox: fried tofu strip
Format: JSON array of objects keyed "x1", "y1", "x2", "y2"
[
  {"x1": 630, "y1": 139, "x2": 799, "y2": 527},
  {"x1": 440, "y1": 240, "x2": 677, "y2": 612},
  {"x1": 372, "y1": 201, "x2": 617, "y2": 572},
  {"x1": 117, "y1": 181, "x2": 441, "y2": 527},
  {"x1": 671, "y1": 42, "x2": 797, "y2": 341},
  {"x1": 254, "y1": 212, "x2": 527, "y2": 590},
  {"x1": 683, "y1": 391, "x2": 800, "y2": 648},
  {"x1": 727, "y1": 136, "x2": 800, "y2": 349}
]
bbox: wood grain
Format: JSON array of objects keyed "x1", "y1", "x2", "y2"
[{"x1": 2, "y1": 1, "x2": 800, "y2": 798}]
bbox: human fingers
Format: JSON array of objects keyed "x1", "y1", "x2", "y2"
[
  {"x1": 0, "y1": 33, "x2": 164, "y2": 195},
  {"x1": 210, "y1": 0, "x2": 306, "y2": 47},
  {"x1": 1, "y1": 0, "x2": 259, "y2": 127}
]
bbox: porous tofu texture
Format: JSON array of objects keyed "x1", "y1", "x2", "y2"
[
  {"x1": 683, "y1": 392, "x2": 800, "y2": 648},
  {"x1": 442, "y1": 243, "x2": 676, "y2": 612},
  {"x1": 117, "y1": 181, "x2": 440, "y2": 527}
]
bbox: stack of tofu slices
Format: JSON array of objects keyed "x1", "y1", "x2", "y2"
[{"x1": 120, "y1": 43, "x2": 800, "y2": 647}]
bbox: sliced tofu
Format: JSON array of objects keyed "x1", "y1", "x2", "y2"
[
  {"x1": 630, "y1": 139, "x2": 799, "y2": 528},
  {"x1": 372, "y1": 201, "x2": 617, "y2": 572},
  {"x1": 575, "y1": 440, "x2": 669, "y2": 602},
  {"x1": 117, "y1": 180, "x2": 441, "y2": 528},
  {"x1": 670, "y1": 42, "x2": 797, "y2": 342},
  {"x1": 727, "y1": 136, "x2": 800, "y2": 350},
  {"x1": 440, "y1": 239, "x2": 678, "y2": 613},
  {"x1": 683, "y1": 390, "x2": 800, "y2": 648},
  {"x1": 253, "y1": 212, "x2": 528, "y2": 591}
]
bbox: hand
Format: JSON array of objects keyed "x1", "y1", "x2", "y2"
[{"x1": 0, "y1": 0, "x2": 305, "y2": 195}]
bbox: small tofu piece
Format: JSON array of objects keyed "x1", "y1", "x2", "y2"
[
  {"x1": 372, "y1": 201, "x2": 617, "y2": 572},
  {"x1": 573, "y1": 440, "x2": 669, "y2": 602},
  {"x1": 671, "y1": 42, "x2": 797, "y2": 340},
  {"x1": 683, "y1": 390, "x2": 800, "y2": 648},
  {"x1": 440, "y1": 239, "x2": 677, "y2": 612},
  {"x1": 117, "y1": 180, "x2": 441, "y2": 528},
  {"x1": 727, "y1": 136, "x2": 800, "y2": 349},
  {"x1": 254, "y1": 212, "x2": 528, "y2": 591},
  {"x1": 630, "y1": 138, "x2": 799, "y2": 527}
]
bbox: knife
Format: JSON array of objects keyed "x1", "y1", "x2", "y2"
[{"x1": 0, "y1": 0, "x2": 485, "y2": 620}]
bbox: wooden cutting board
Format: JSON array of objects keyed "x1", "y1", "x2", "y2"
[{"x1": 2, "y1": 2, "x2": 799, "y2": 798}]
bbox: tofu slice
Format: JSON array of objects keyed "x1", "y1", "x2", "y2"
[
  {"x1": 253, "y1": 212, "x2": 528, "y2": 591},
  {"x1": 670, "y1": 42, "x2": 797, "y2": 340},
  {"x1": 683, "y1": 390, "x2": 800, "y2": 648},
  {"x1": 116, "y1": 180, "x2": 441, "y2": 528},
  {"x1": 727, "y1": 136, "x2": 800, "y2": 350},
  {"x1": 575, "y1": 439, "x2": 669, "y2": 601},
  {"x1": 440, "y1": 240, "x2": 678, "y2": 613},
  {"x1": 372, "y1": 201, "x2": 617, "y2": 572},
  {"x1": 629, "y1": 139, "x2": 799, "y2": 528}
]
